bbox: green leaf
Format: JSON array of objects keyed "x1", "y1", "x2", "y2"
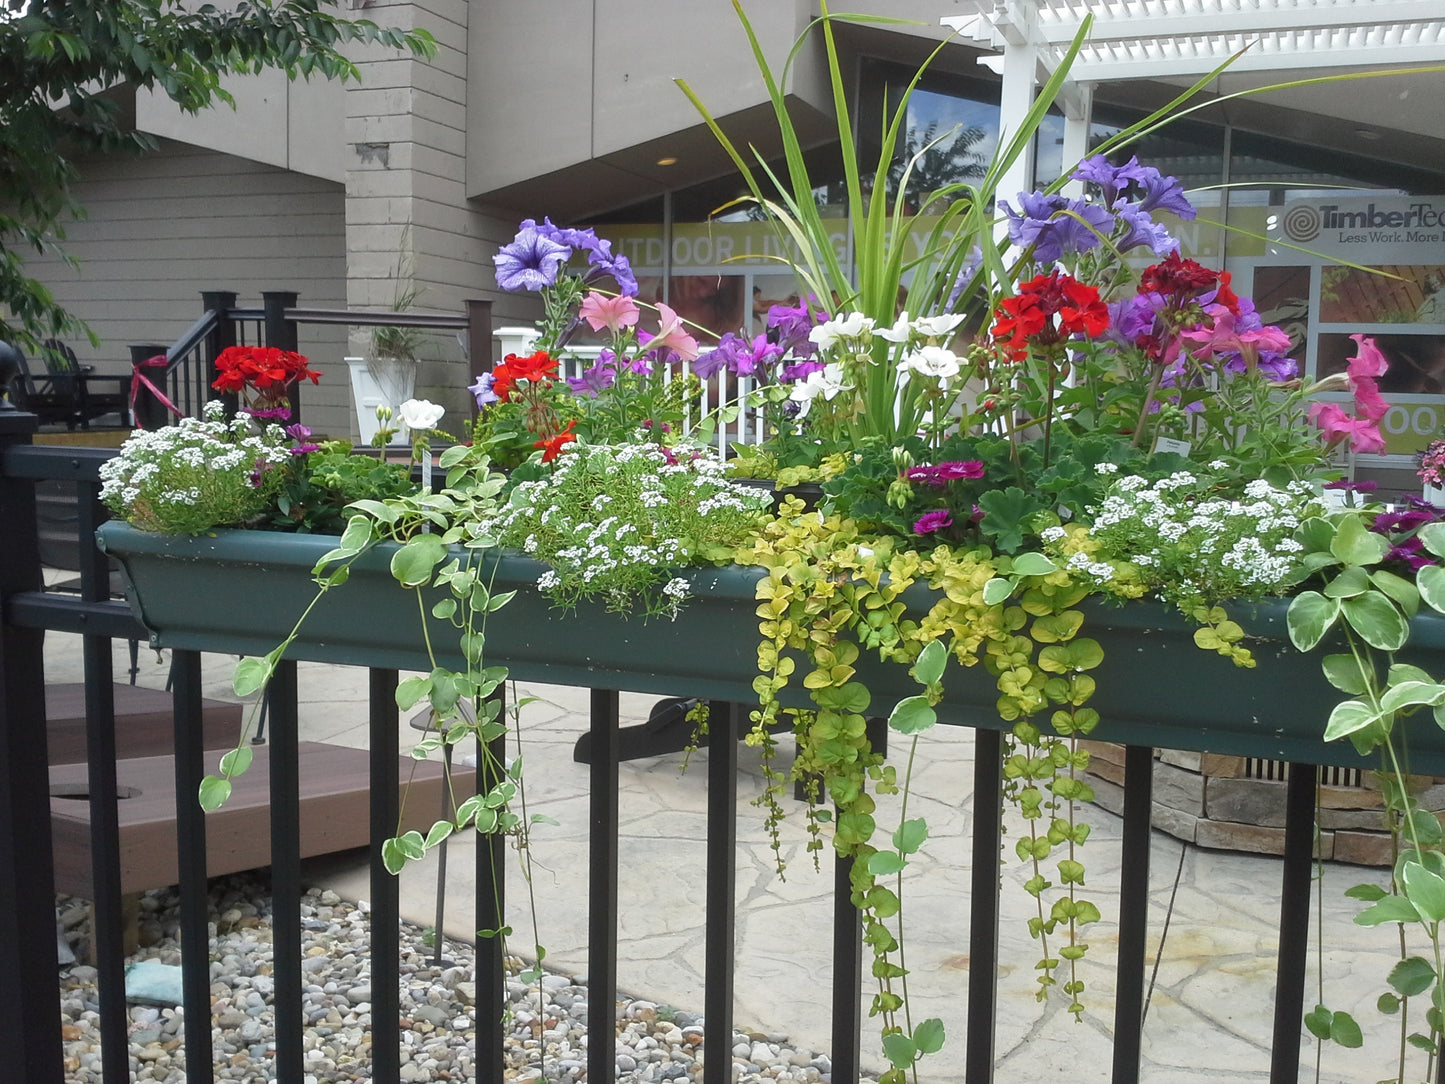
[
  {"x1": 982, "y1": 577, "x2": 1013, "y2": 606},
  {"x1": 198, "y1": 775, "x2": 231, "y2": 811},
  {"x1": 1287, "y1": 591, "x2": 1340, "y2": 651},
  {"x1": 912, "y1": 639, "x2": 947, "y2": 687},
  {"x1": 1320, "y1": 654, "x2": 1368, "y2": 695},
  {"x1": 1370, "y1": 568, "x2": 1420, "y2": 616},
  {"x1": 218, "y1": 746, "x2": 253, "y2": 776},
  {"x1": 880, "y1": 1032, "x2": 916, "y2": 1069},
  {"x1": 913, "y1": 1018, "x2": 945, "y2": 1055},
  {"x1": 1355, "y1": 895, "x2": 1421, "y2": 926},
  {"x1": 868, "y1": 851, "x2": 907, "y2": 876},
  {"x1": 1420, "y1": 521, "x2": 1445, "y2": 558},
  {"x1": 382, "y1": 830, "x2": 426, "y2": 874},
  {"x1": 1345, "y1": 882, "x2": 1388, "y2": 901},
  {"x1": 432, "y1": 597, "x2": 457, "y2": 620},
  {"x1": 1323, "y1": 565, "x2": 1371, "y2": 599},
  {"x1": 396, "y1": 675, "x2": 432, "y2": 711},
  {"x1": 1303, "y1": 1005, "x2": 1332, "y2": 1041},
  {"x1": 1322, "y1": 699, "x2": 1381, "y2": 742},
  {"x1": 889, "y1": 695, "x2": 936, "y2": 735},
  {"x1": 1378, "y1": 992, "x2": 1401, "y2": 1014},
  {"x1": 1341, "y1": 592, "x2": 1409, "y2": 651},
  {"x1": 1330, "y1": 513, "x2": 1390, "y2": 566},
  {"x1": 1011, "y1": 552, "x2": 1058, "y2": 577},
  {"x1": 893, "y1": 817, "x2": 929, "y2": 855},
  {"x1": 1403, "y1": 861, "x2": 1445, "y2": 923},
  {"x1": 1388, "y1": 956, "x2": 1437, "y2": 997},
  {"x1": 1329, "y1": 1010, "x2": 1362, "y2": 1048},
  {"x1": 1383, "y1": 680, "x2": 1445, "y2": 713},
  {"x1": 233, "y1": 656, "x2": 272, "y2": 698},
  {"x1": 1419, "y1": 564, "x2": 1445, "y2": 614},
  {"x1": 390, "y1": 534, "x2": 447, "y2": 587}
]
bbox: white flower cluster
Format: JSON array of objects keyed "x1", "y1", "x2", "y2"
[
  {"x1": 1086, "y1": 469, "x2": 1321, "y2": 607},
  {"x1": 99, "y1": 403, "x2": 291, "y2": 533},
  {"x1": 483, "y1": 443, "x2": 771, "y2": 617}
]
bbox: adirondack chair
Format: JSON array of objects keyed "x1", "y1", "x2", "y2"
[{"x1": 36, "y1": 339, "x2": 129, "y2": 429}]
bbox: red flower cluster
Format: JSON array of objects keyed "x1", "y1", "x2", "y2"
[
  {"x1": 1138, "y1": 253, "x2": 1219, "y2": 300},
  {"x1": 990, "y1": 271, "x2": 1109, "y2": 361},
  {"x1": 211, "y1": 345, "x2": 320, "y2": 395},
  {"x1": 491, "y1": 350, "x2": 559, "y2": 402}
]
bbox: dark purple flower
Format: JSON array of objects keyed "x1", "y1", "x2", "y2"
[
  {"x1": 1115, "y1": 206, "x2": 1179, "y2": 256},
  {"x1": 1106, "y1": 293, "x2": 1165, "y2": 347},
  {"x1": 732, "y1": 333, "x2": 784, "y2": 377},
  {"x1": 248, "y1": 406, "x2": 292, "y2": 421},
  {"x1": 913, "y1": 509, "x2": 954, "y2": 535},
  {"x1": 768, "y1": 300, "x2": 822, "y2": 359},
  {"x1": 693, "y1": 334, "x2": 742, "y2": 380},
  {"x1": 1373, "y1": 508, "x2": 1435, "y2": 534},
  {"x1": 1324, "y1": 479, "x2": 1378, "y2": 492},
  {"x1": 284, "y1": 422, "x2": 312, "y2": 442},
  {"x1": 1071, "y1": 154, "x2": 1151, "y2": 208},
  {"x1": 469, "y1": 372, "x2": 499, "y2": 407},
  {"x1": 494, "y1": 225, "x2": 572, "y2": 292},
  {"x1": 1133, "y1": 165, "x2": 1197, "y2": 221},
  {"x1": 780, "y1": 359, "x2": 825, "y2": 384},
  {"x1": 1003, "y1": 192, "x2": 1113, "y2": 264},
  {"x1": 581, "y1": 237, "x2": 640, "y2": 297},
  {"x1": 566, "y1": 354, "x2": 619, "y2": 397},
  {"x1": 1386, "y1": 536, "x2": 1434, "y2": 570}
]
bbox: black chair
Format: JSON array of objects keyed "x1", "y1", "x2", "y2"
[
  {"x1": 38, "y1": 339, "x2": 129, "y2": 430},
  {"x1": 0, "y1": 339, "x2": 128, "y2": 430}
]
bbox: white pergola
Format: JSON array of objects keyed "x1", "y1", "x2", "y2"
[{"x1": 942, "y1": 0, "x2": 1445, "y2": 199}]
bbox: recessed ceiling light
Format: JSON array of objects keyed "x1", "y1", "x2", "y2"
[
  {"x1": 656, "y1": 156, "x2": 678, "y2": 167},
  {"x1": 1355, "y1": 129, "x2": 1381, "y2": 141}
]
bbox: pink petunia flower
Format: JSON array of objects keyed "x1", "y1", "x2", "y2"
[
  {"x1": 643, "y1": 302, "x2": 700, "y2": 362},
  {"x1": 1309, "y1": 402, "x2": 1386, "y2": 455},
  {"x1": 579, "y1": 292, "x2": 640, "y2": 334}
]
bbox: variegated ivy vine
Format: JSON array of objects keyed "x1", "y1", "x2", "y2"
[
  {"x1": 201, "y1": 443, "x2": 554, "y2": 982},
  {"x1": 736, "y1": 499, "x2": 1109, "y2": 1079},
  {"x1": 1288, "y1": 510, "x2": 1445, "y2": 1080}
]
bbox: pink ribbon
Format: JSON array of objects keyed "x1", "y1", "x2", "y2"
[{"x1": 129, "y1": 353, "x2": 183, "y2": 428}]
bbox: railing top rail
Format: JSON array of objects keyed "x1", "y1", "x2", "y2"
[
  {"x1": 1, "y1": 443, "x2": 115, "y2": 481},
  {"x1": 284, "y1": 308, "x2": 470, "y2": 331},
  {"x1": 166, "y1": 309, "x2": 222, "y2": 366}
]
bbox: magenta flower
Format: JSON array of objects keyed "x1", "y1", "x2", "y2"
[
  {"x1": 913, "y1": 510, "x2": 954, "y2": 535},
  {"x1": 906, "y1": 461, "x2": 985, "y2": 485}
]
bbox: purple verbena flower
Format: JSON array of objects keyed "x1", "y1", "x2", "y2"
[{"x1": 494, "y1": 224, "x2": 572, "y2": 292}]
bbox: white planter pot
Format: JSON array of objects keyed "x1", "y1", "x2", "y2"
[
  {"x1": 346, "y1": 356, "x2": 416, "y2": 446},
  {"x1": 1425, "y1": 483, "x2": 1445, "y2": 506}
]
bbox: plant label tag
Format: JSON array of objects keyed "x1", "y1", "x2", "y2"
[{"x1": 1153, "y1": 436, "x2": 1192, "y2": 457}]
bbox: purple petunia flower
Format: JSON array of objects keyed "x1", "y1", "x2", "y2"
[
  {"x1": 947, "y1": 245, "x2": 985, "y2": 310},
  {"x1": 693, "y1": 333, "x2": 742, "y2": 380},
  {"x1": 469, "y1": 372, "x2": 499, "y2": 407},
  {"x1": 913, "y1": 509, "x2": 954, "y2": 535},
  {"x1": 566, "y1": 354, "x2": 619, "y2": 398},
  {"x1": 1106, "y1": 293, "x2": 1166, "y2": 347},
  {"x1": 1114, "y1": 206, "x2": 1179, "y2": 256},
  {"x1": 768, "y1": 299, "x2": 823, "y2": 359},
  {"x1": 1132, "y1": 165, "x2": 1197, "y2": 221},
  {"x1": 1003, "y1": 192, "x2": 1113, "y2": 264},
  {"x1": 1071, "y1": 154, "x2": 1152, "y2": 208},
  {"x1": 494, "y1": 225, "x2": 572, "y2": 292},
  {"x1": 780, "y1": 359, "x2": 825, "y2": 384}
]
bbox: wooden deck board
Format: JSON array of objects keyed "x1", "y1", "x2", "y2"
[
  {"x1": 45, "y1": 682, "x2": 244, "y2": 765},
  {"x1": 50, "y1": 742, "x2": 474, "y2": 897}
]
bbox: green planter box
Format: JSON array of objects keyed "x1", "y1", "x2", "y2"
[{"x1": 97, "y1": 522, "x2": 1445, "y2": 773}]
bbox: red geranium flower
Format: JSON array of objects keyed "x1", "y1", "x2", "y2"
[
  {"x1": 990, "y1": 271, "x2": 1108, "y2": 361},
  {"x1": 1138, "y1": 252, "x2": 1218, "y2": 299},
  {"x1": 534, "y1": 420, "x2": 577, "y2": 463},
  {"x1": 491, "y1": 350, "x2": 559, "y2": 402}
]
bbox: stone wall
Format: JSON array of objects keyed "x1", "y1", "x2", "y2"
[{"x1": 1082, "y1": 741, "x2": 1445, "y2": 866}]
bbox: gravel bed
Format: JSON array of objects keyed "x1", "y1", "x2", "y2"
[{"x1": 56, "y1": 873, "x2": 868, "y2": 1083}]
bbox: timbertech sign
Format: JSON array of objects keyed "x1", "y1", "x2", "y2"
[{"x1": 1272, "y1": 196, "x2": 1445, "y2": 257}]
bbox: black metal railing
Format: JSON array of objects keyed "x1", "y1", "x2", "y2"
[
  {"x1": 128, "y1": 293, "x2": 493, "y2": 428},
  {"x1": 0, "y1": 406, "x2": 1380, "y2": 1084}
]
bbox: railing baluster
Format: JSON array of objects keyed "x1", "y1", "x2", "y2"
[
  {"x1": 966, "y1": 727, "x2": 1003, "y2": 1084},
  {"x1": 1112, "y1": 744, "x2": 1155, "y2": 1084},
  {"x1": 268, "y1": 661, "x2": 304, "y2": 1083},
  {"x1": 476, "y1": 685, "x2": 507, "y2": 1077},
  {"x1": 831, "y1": 716, "x2": 885, "y2": 1084},
  {"x1": 0, "y1": 411, "x2": 63, "y2": 1084},
  {"x1": 172, "y1": 648, "x2": 214, "y2": 1084},
  {"x1": 704, "y1": 701, "x2": 739, "y2": 1084},
  {"x1": 369, "y1": 668, "x2": 401, "y2": 1084},
  {"x1": 1270, "y1": 763, "x2": 1316, "y2": 1084},
  {"x1": 75, "y1": 483, "x2": 129, "y2": 1084},
  {"x1": 588, "y1": 689, "x2": 621, "y2": 1084}
]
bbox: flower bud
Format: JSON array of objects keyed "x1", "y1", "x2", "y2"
[{"x1": 887, "y1": 479, "x2": 913, "y2": 509}]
